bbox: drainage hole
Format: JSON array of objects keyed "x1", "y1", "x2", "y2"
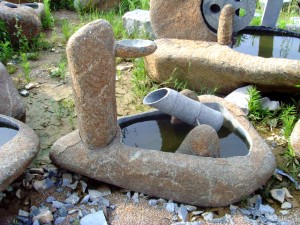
[
  {"x1": 4, "y1": 2, "x2": 18, "y2": 8},
  {"x1": 210, "y1": 4, "x2": 221, "y2": 13},
  {"x1": 235, "y1": 8, "x2": 246, "y2": 17}
]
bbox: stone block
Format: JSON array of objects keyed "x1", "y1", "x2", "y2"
[{"x1": 122, "y1": 9, "x2": 155, "y2": 39}]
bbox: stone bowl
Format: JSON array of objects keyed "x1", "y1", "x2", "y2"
[
  {"x1": 0, "y1": 114, "x2": 39, "y2": 192},
  {"x1": 50, "y1": 95, "x2": 276, "y2": 207}
]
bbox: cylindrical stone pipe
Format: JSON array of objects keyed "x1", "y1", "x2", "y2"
[
  {"x1": 217, "y1": 4, "x2": 234, "y2": 46},
  {"x1": 66, "y1": 20, "x2": 117, "y2": 149},
  {"x1": 143, "y1": 88, "x2": 224, "y2": 131}
]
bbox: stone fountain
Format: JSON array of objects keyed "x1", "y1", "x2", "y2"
[
  {"x1": 145, "y1": 0, "x2": 300, "y2": 94},
  {"x1": 50, "y1": 19, "x2": 276, "y2": 207}
]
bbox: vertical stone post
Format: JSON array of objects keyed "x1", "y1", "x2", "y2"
[
  {"x1": 261, "y1": 0, "x2": 284, "y2": 27},
  {"x1": 217, "y1": 4, "x2": 234, "y2": 46},
  {"x1": 66, "y1": 20, "x2": 117, "y2": 150}
]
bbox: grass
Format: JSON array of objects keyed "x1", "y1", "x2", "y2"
[
  {"x1": 247, "y1": 86, "x2": 273, "y2": 122},
  {"x1": 131, "y1": 58, "x2": 158, "y2": 99},
  {"x1": 280, "y1": 104, "x2": 297, "y2": 139},
  {"x1": 42, "y1": 0, "x2": 54, "y2": 29},
  {"x1": 20, "y1": 53, "x2": 31, "y2": 84},
  {"x1": 61, "y1": 19, "x2": 80, "y2": 43},
  {"x1": 0, "y1": 41, "x2": 13, "y2": 65},
  {"x1": 50, "y1": 59, "x2": 67, "y2": 80}
]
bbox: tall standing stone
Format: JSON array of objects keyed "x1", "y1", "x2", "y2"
[
  {"x1": 261, "y1": 0, "x2": 284, "y2": 27},
  {"x1": 66, "y1": 20, "x2": 117, "y2": 149}
]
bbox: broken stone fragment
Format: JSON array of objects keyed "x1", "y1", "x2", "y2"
[{"x1": 176, "y1": 125, "x2": 220, "y2": 157}]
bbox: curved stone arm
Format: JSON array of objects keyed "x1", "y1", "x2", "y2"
[{"x1": 143, "y1": 88, "x2": 224, "y2": 131}]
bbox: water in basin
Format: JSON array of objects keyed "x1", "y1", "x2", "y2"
[
  {"x1": 120, "y1": 115, "x2": 249, "y2": 158},
  {"x1": 0, "y1": 123, "x2": 18, "y2": 147},
  {"x1": 233, "y1": 34, "x2": 300, "y2": 60}
]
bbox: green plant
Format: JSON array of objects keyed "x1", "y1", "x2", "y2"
[
  {"x1": 79, "y1": 9, "x2": 127, "y2": 39},
  {"x1": 20, "y1": 53, "x2": 31, "y2": 84},
  {"x1": 280, "y1": 104, "x2": 297, "y2": 138},
  {"x1": 247, "y1": 86, "x2": 272, "y2": 121},
  {"x1": 131, "y1": 58, "x2": 158, "y2": 99},
  {"x1": 118, "y1": 0, "x2": 150, "y2": 14},
  {"x1": 61, "y1": 19, "x2": 79, "y2": 43},
  {"x1": 26, "y1": 52, "x2": 39, "y2": 61},
  {"x1": 31, "y1": 33, "x2": 52, "y2": 51},
  {"x1": 7, "y1": 62, "x2": 18, "y2": 74},
  {"x1": 277, "y1": 19, "x2": 287, "y2": 29},
  {"x1": 50, "y1": 0, "x2": 75, "y2": 10},
  {"x1": 250, "y1": 16, "x2": 262, "y2": 26},
  {"x1": 42, "y1": 0, "x2": 54, "y2": 29},
  {"x1": 50, "y1": 59, "x2": 67, "y2": 79},
  {"x1": 14, "y1": 19, "x2": 29, "y2": 53},
  {"x1": 0, "y1": 41, "x2": 13, "y2": 65}
]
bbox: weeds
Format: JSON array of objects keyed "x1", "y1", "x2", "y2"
[
  {"x1": 14, "y1": 19, "x2": 29, "y2": 53},
  {"x1": 280, "y1": 104, "x2": 297, "y2": 138},
  {"x1": 131, "y1": 58, "x2": 158, "y2": 99},
  {"x1": 118, "y1": 0, "x2": 150, "y2": 14},
  {"x1": 42, "y1": 0, "x2": 54, "y2": 29},
  {"x1": 61, "y1": 19, "x2": 80, "y2": 43},
  {"x1": 50, "y1": 0, "x2": 74, "y2": 10},
  {"x1": 247, "y1": 86, "x2": 273, "y2": 121},
  {"x1": 0, "y1": 41, "x2": 13, "y2": 65},
  {"x1": 20, "y1": 53, "x2": 31, "y2": 84},
  {"x1": 50, "y1": 59, "x2": 67, "y2": 79}
]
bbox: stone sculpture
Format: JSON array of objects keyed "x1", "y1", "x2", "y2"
[
  {"x1": 145, "y1": 0, "x2": 300, "y2": 94},
  {"x1": 50, "y1": 19, "x2": 276, "y2": 207}
]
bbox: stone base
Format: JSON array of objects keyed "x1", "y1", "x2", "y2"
[
  {"x1": 144, "y1": 39, "x2": 300, "y2": 94},
  {"x1": 0, "y1": 115, "x2": 39, "y2": 192},
  {"x1": 50, "y1": 96, "x2": 276, "y2": 207}
]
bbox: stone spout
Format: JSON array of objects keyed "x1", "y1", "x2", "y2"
[{"x1": 143, "y1": 88, "x2": 224, "y2": 131}]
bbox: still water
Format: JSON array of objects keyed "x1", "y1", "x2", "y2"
[
  {"x1": 121, "y1": 119, "x2": 249, "y2": 158},
  {"x1": 0, "y1": 124, "x2": 18, "y2": 147},
  {"x1": 233, "y1": 34, "x2": 300, "y2": 60}
]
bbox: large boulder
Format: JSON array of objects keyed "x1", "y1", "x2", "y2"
[{"x1": 0, "y1": 63, "x2": 26, "y2": 122}]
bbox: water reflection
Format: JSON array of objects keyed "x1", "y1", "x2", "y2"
[{"x1": 233, "y1": 34, "x2": 300, "y2": 60}]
